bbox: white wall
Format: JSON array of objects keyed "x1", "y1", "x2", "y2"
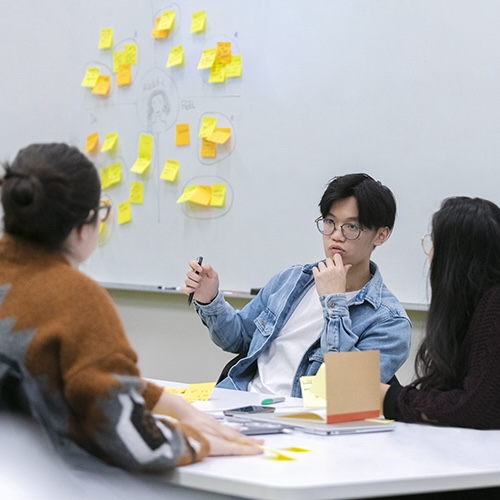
[{"x1": 109, "y1": 290, "x2": 427, "y2": 386}]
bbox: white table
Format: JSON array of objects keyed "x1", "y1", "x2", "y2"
[{"x1": 152, "y1": 380, "x2": 500, "y2": 500}]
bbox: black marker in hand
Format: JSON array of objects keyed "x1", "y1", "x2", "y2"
[{"x1": 187, "y1": 256, "x2": 203, "y2": 306}]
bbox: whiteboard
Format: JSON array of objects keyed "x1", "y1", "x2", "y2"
[{"x1": 2, "y1": 0, "x2": 500, "y2": 308}]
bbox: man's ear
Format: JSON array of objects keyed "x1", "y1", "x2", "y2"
[{"x1": 373, "y1": 226, "x2": 391, "y2": 247}]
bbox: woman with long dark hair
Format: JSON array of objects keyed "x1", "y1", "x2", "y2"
[{"x1": 382, "y1": 196, "x2": 500, "y2": 429}]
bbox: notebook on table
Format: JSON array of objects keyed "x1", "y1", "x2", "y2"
[{"x1": 246, "y1": 411, "x2": 394, "y2": 436}]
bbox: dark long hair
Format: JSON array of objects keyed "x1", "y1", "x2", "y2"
[
  {"x1": 414, "y1": 197, "x2": 500, "y2": 390},
  {"x1": 1, "y1": 143, "x2": 100, "y2": 250}
]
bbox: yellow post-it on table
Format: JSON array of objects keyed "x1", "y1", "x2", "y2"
[
  {"x1": 325, "y1": 350, "x2": 380, "y2": 424},
  {"x1": 99, "y1": 28, "x2": 114, "y2": 49},
  {"x1": 163, "y1": 387, "x2": 186, "y2": 395},
  {"x1": 175, "y1": 123, "x2": 190, "y2": 145},
  {"x1": 183, "y1": 382, "x2": 216, "y2": 402},
  {"x1": 160, "y1": 159, "x2": 180, "y2": 182},
  {"x1": 191, "y1": 10, "x2": 206, "y2": 33},
  {"x1": 84, "y1": 132, "x2": 99, "y2": 153}
]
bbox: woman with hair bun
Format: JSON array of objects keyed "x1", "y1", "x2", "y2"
[{"x1": 0, "y1": 143, "x2": 261, "y2": 473}]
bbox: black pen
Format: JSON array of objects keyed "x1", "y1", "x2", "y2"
[{"x1": 187, "y1": 256, "x2": 203, "y2": 306}]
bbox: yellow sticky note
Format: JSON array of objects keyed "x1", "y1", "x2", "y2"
[
  {"x1": 163, "y1": 387, "x2": 186, "y2": 395},
  {"x1": 117, "y1": 201, "x2": 132, "y2": 224},
  {"x1": 113, "y1": 50, "x2": 125, "y2": 73},
  {"x1": 131, "y1": 157, "x2": 151, "y2": 174},
  {"x1": 198, "y1": 48, "x2": 217, "y2": 69},
  {"x1": 300, "y1": 376, "x2": 327, "y2": 408},
  {"x1": 176, "y1": 185, "x2": 197, "y2": 203},
  {"x1": 226, "y1": 54, "x2": 243, "y2": 78},
  {"x1": 199, "y1": 116, "x2": 217, "y2": 138},
  {"x1": 84, "y1": 132, "x2": 99, "y2": 153},
  {"x1": 206, "y1": 128, "x2": 231, "y2": 144},
  {"x1": 99, "y1": 28, "x2": 114, "y2": 49},
  {"x1": 130, "y1": 181, "x2": 144, "y2": 204},
  {"x1": 310, "y1": 362, "x2": 326, "y2": 399},
  {"x1": 81, "y1": 67, "x2": 100, "y2": 87},
  {"x1": 92, "y1": 75, "x2": 111, "y2": 96},
  {"x1": 100, "y1": 132, "x2": 119, "y2": 152},
  {"x1": 131, "y1": 134, "x2": 153, "y2": 174},
  {"x1": 160, "y1": 159, "x2": 180, "y2": 182},
  {"x1": 100, "y1": 162, "x2": 122, "y2": 189},
  {"x1": 175, "y1": 123, "x2": 190, "y2": 146},
  {"x1": 158, "y1": 10, "x2": 176, "y2": 31},
  {"x1": 200, "y1": 138, "x2": 217, "y2": 158},
  {"x1": 210, "y1": 184, "x2": 226, "y2": 207},
  {"x1": 183, "y1": 382, "x2": 216, "y2": 402},
  {"x1": 152, "y1": 17, "x2": 169, "y2": 39},
  {"x1": 167, "y1": 45, "x2": 184, "y2": 67},
  {"x1": 208, "y1": 63, "x2": 226, "y2": 83},
  {"x1": 139, "y1": 133, "x2": 154, "y2": 159},
  {"x1": 124, "y1": 43, "x2": 138, "y2": 65},
  {"x1": 116, "y1": 64, "x2": 132, "y2": 86},
  {"x1": 191, "y1": 10, "x2": 206, "y2": 33},
  {"x1": 190, "y1": 185, "x2": 212, "y2": 206}
]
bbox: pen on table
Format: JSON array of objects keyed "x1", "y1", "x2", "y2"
[
  {"x1": 187, "y1": 256, "x2": 203, "y2": 306},
  {"x1": 261, "y1": 396, "x2": 285, "y2": 405}
]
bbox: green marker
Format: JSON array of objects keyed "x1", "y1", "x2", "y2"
[{"x1": 261, "y1": 396, "x2": 285, "y2": 405}]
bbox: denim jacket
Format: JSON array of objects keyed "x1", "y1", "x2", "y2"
[{"x1": 195, "y1": 261, "x2": 411, "y2": 397}]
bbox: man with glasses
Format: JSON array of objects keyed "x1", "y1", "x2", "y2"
[{"x1": 184, "y1": 173, "x2": 411, "y2": 397}]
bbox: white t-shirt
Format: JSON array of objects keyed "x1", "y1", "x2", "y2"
[{"x1": 248, "y1": 286, "x2": 358, "y2": 396}]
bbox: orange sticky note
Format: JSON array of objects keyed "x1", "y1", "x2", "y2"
[
  {"x1": 190, "y1": 185, "x2": 212, "y2": 205},
  {"x1": 92, "y1": 75, "x2": 111, "y2": 96},
  {"x1": 152, "y1": 16, "x2": 169, "y2": 39},
  {"x1": 175, "y1": 124, "x2": 190, "y2": 146},
  {"x1": 216, "y1": 42, "x2": 231, "y2": 64},
  {"x1": 200, "y1": 138, "x2": 217, "y2": 158},
  {"x1": 84, "y1": 132, "x2": 99, "y2": 153},
  {"x1": 116, "y1": 64, "x2": 132, "y2": 86}
]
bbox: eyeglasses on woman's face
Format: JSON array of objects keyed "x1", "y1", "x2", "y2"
[
  {"x1": 315, "y1": 217, "x2": 364, "y2": 240},
  {"x1": 421, "y1": 234, "x2": 433, "y2": 256}
]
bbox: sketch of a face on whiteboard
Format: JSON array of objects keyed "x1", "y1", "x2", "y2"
[{"x1": 147, "y1": 89, "x2": 170, "y2": 133}]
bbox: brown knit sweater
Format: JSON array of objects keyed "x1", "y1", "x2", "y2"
[
  {"x1": 0, "y1": 234, "x2": 209, "y2": 470},
  {"x1": 384, "y1": 285, "x2": 500, "y2": 429}
]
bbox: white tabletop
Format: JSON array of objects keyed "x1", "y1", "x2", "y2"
[{"x1": 149, "y1": 380, "x2": 500, "y2": 499}]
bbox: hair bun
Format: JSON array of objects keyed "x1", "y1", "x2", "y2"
[{"x1": 5, "y1": 170, "x2": 35, "y2": 206}]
